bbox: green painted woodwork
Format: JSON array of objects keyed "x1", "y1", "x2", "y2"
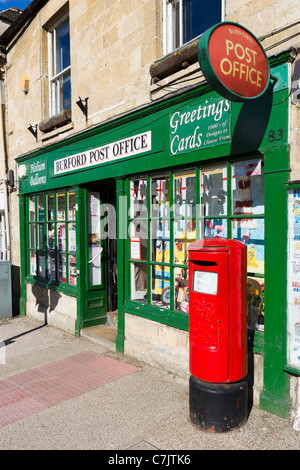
[
  {"x1": 80, "y1": 188, "x2": 108, "y2": 329},
  {"x1": 115, "y1": 178, "x2": 126, "y2": 353},
  {"x1": 75, "y1": 186, "x2": 85, "y2": 336},
  {"x1": 259, "y1": 144, "x2": 291, "y2": 418},
  {"x1": 17, "y1": 51, "x2": 294, "y2": 418}
]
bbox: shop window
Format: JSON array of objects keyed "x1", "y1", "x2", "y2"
[
  {"x1": 127, "y1": 159, "x2": 264, "y2": 331},
  {"x1": 164, "y1": 0, "x2": 224, "y2": 55},
  {"x1": 27, "y1": 190, "x2": 77, "y2": 288},
  {"x1": 48, "y1": 13, "x2": 71, "y2": 117}
]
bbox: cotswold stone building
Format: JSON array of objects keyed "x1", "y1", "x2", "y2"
[{"x1": 0, "y1": 0, "x2": 300, "y2": 424}]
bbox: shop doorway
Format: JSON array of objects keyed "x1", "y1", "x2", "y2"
[{"x1": 82, "y1": 180, "x2": 118, "y2": 329}]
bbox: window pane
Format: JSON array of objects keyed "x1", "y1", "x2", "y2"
[
  {"x1": 130, "y1": 178, "x2": 147, "y2": 218},
  {"x1": 58, "y1": 253, "x2": 66, "y2": 283},
  {"x1": 232, "y1": 159, "x2": 264, "y2": 215},
  {"x1": 47, "y1": 223, "x2": 55, "y2": 249},
  {"x1": 68, "y1": 191, "x2": 76, "y2": 220},
  {"x1": 173, "y1": 0, "x2": 180, "y2": 48},
  {"x1": 174, "y1": 171, "x2": 196, "y2": 217},
  {"x1": 88, "y1": 192, "x2": 101, "y2": 286},
  {"x1": 175, "y1": 267, "x2": 189, "y2": 313},
  {"x1": 201, "y1": 166, "x2": 227, "y2": 216},
  {"x1": 69, "y1": 255, "x2": 77, "y2": 286},
  {"x1": 38, "y1": 252, "x2": 46, "y2": 278},
  {"x1": 62, "y1": 72, "x2": 71, "y2": 111},
  {"x1": 48, "y1": 251, "x2": 56, "y2": 280},
  {"x1": 68, "y1": 223, "x2": 76, "y2": 252},
  {"x1": 130, "y1": 262, "x2": 147, "y2": 302},
  {"x1": 57, "y1": 223, "x2": 66, "y2": 251},
  {"x1": 204, "y1": 218, "x2": 227, "y2": 238},
  {"x1": 174, "y1": 218, "x2": 196, "y2": 264},
  {"x1": 182, "y1": 0, "x2": 222, "y2": 44},
  {"x1": 247, "y1": 277, "x2": 264, "y2": 331},
  {"x1": 151, "y1": 219, "x2": 170, "y2": 263},
  {"x1": 152, "y1": 264, "x2": 170, "y2": 308},
  {"x1": 89, "y1": 245, "x2": 101, "y2": 286},
  {"x1": 30, "y1": 251, "x2": 36, "y2": 276},
  {"x1": 47, "y1": 194, "x2": 54, "y2": 221},
  {"x1": 38, "y1": 223, "x2": 46, "y2": 249},
  {"x1": 56, "y1": 20, "x2": 70, "y2": 73},
  {"x1": 29, "y1": 196, "x2": 35, "y2": 221},
  {"x1": 29, "y1": 224, "x2": 36, "y2": 248},
  {"x1": 151, "y1": 176, "x2": 170, "y2": 217},
  {"x1": 57, "y1": 192, "x2": 65, "y2": 220},
  {"x1": 37, "y1": 195, "x2": 45, "y2": 221},
  {"x1": 129, "y1": 223, "x2": 147, "y2": 261},
  {"x1": 232, "y1": 218, "x2": 264, "y2": 275}
]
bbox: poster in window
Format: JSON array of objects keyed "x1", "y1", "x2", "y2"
[
  {"x1": 287, "y1": 189, "x2": 300, "y2": 372},
  {"x1": 68, "y1": 223, "x2": 76, "y2": 252},
  {"x1": 130, "y1": 237, "x2": 141, "y2": 260}
]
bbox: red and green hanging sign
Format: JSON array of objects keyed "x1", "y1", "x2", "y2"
[{"x1": 198, "y1": 22, "x2": 270, "y2": 102}]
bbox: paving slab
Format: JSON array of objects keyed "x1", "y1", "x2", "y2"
[{"x1": 0, "y1": 316, "x2": 299, "y2": 451}]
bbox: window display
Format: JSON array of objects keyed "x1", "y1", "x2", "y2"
[
  {"x1": 232, "y1": 159, "x2": 264, "y2": 215},
  {"x1": 128, "y1": 159, "x2": 264, "y2": 331},
  {"x1": 201, "y1": 166, "x2": 227, "y2": 217},
  {"x1": 130, "y1": 261, "x2": 147, "y2": 301},
  {"x1": 26, "y1": 190, "x2": 77, "y2": 287},
  {"x1": 232, "y1": 218, "x2": 264, "y2": 275},
  {"x1": 130, "y1": 178, "x2": 147, "y2": 218}
]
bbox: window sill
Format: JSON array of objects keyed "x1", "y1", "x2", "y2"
[
  {"x1": 39, "y1": 109, "x2": 72, "y2": 134},
  {"x1": 25, "y1": 276, "x2": 77, "y2": 296},
  {"x1": 124, "y1": 300, "x2": 189, "y2": 331}
]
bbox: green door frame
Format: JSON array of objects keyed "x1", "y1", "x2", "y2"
[
  {"x1": 260, "y1": 144, "x2": 291, "y2": 418},
  {"x1": 75, "y1": 186, "x2": 85, "y2": 336},
  {"x1": 115, "y1": 178, "x2": 126, "y2": 353}
]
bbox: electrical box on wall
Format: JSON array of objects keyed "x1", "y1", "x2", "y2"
[{"x1": 0, "y1": 261, "x2": 12, "y2": 319}]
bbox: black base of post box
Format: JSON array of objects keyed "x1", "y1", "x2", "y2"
[{"x1": 189, "y1": 375, "x2": 248, "y2": 433}]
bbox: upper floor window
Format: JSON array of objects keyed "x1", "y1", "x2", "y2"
[
  {"x1": 163, "y1": 0, "x2": 224, "y2": 55},
  {"x1": 48, "y1": 14, "x2": 71, "y2": 117}
]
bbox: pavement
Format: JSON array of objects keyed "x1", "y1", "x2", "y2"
[{"x1": 0, "y1": 315, "x2": 299, "y2": 451}]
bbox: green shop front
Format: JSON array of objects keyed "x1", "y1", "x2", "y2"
[{"x1": 17, "y1": 51, "x2": 295, "y2": 418}]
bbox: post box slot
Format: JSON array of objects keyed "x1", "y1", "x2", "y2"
[{"x1": 192, "y1": 261, "x2": 217, "y2": 267}]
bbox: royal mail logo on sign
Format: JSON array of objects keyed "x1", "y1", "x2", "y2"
[{"x1": 198, "y1": 22, "x2": 270, "y2": 102}]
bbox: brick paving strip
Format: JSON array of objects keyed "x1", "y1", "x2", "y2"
[{"x1": 0, "y1": 351, "x2": 139, "y2": 428}]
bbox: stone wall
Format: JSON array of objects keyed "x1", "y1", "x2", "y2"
[{"x1": 26, "y1": 283, "x2": 77, "y2": 333}]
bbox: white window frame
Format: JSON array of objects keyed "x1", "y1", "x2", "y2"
[
  {"x1": 163, "y1": 0, "x2": 226, "y2": 56},
  {"x1": 47, "y1": 12, "x2": 71, "y2": 117}
]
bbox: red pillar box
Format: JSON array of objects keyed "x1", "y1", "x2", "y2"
[{"x1": 188, "y1": 239, "x2": 248, "y2": 432}]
